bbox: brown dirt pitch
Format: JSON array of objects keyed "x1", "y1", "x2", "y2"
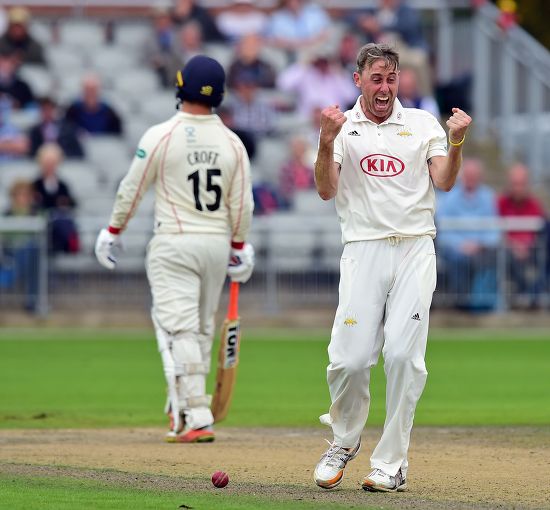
[{"x1": 1, "y1": 426, "x2": 549, "y2": 509}]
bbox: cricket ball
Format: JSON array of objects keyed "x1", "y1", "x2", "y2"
[{"x1": 211, "y1": 470, "x2": 229, "y2": 488}]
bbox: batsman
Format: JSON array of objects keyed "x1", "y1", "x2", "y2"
[{"x1": 94, "y1": 55, "x2": 254, "y2": 443}]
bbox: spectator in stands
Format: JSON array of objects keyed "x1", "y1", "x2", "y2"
[
  {"x1": 2, "y1": 179, "x2": 40, "y2": 313},
  {"x1": 143, "y1": 6, "x2": 177, "y2": 88},
  {"x1": 64, "y1": 73, "x2": 122, "y2": 135},
  {"x1": 338, "y1": 33, "x2": 361, "y2": 75},
  {"x1": 265, "y1": 0, "x2": 331, "y2": 57},
  {"x1": 216, "y1": 0, "x2": 268, "y2": 42},
  {"x1": 304, "y1": 103, "x2": 323, "y2": 151},
  {"x1": 398, "y1": 67, "x2": 440, "y2": 118},
  {"x1": 276, "y1": 48, "x2": 357, "y2": 120},
  {"x1": 252, "y1": 182, "x2": 280, "y2": 216},
  {"x1": 32, "y1": 143, "x2": 79, "y2": 254},
  {"x1": 0, "y1": 47, "x2": 34, "y2": 109},
  {"x1": 217, "y1": 105, "x2": 256, "y2": 161},
  {"x1": 347, "y1": 0, "x2": 426, "y2": 49},
  {"x1": 28, "y1": 96, "x2": 84, "y2": 158},
  {"x1": 170, "y1": 0, "x2": 225, "y2": 42},
  {"x1": 228, "y1": 71, "x2": 276, "y2": 139},
  {"x1": 164, "y1": 21, "x2": 206, "y2": 87},
  {"x1": 0, "y1": 93, "x2": 29, "y2": 161},
  {"x1": 498, "y1": 163, "x2": 547, "y2": 308},
  {"x1": 0, "y1": 7, "x2": 46, "y2": 66},
  {"x1": 278, "y1": 134, "x2": 315, "y2": 209},
  {"x1": 227, "y1": 33, "x2": 276, "y2": 89},
  {"x1": 437, "y1": 159, "x2": 500, "y2": 312}
]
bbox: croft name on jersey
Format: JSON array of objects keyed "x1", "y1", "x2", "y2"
[
  {"x1": 187, "y1": 150, "x2": 221, "y2": 166},
  {"x1": 360, "y1": 154, "x2": 405, "y2": 177}
]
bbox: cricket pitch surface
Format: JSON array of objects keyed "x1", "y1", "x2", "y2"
[{"x1": 1, "y1": 426, "x2": 549, "y2": 509}]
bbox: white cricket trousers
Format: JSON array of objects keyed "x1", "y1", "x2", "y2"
[
  {"x1": 146, "y1": 233, "x2": 230, "y2": 429},
  {"x1": 325, "y1": 235, "x2": 436, "y2": 478}
]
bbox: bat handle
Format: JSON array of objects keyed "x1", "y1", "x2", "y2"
[{"x1": 228, "y1": 281, "x2": 240, "y2": 320}]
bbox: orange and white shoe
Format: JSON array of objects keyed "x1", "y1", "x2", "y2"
[
  {"x1": 313, "y1": 440, "x2": 360, "y2": 489},
  {"x1": 165, "y1": 426, "x2": 215, "y2": 444}
]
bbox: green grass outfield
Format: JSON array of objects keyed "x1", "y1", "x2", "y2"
[
  {"x1": 0, "y1": 327, "x2": 549, "y2": 429},
  {"x1": 0, "y1": 474, "x2": 373, "y2": 510},
  {"x1": 1, "y1": 327, "x2": 549, "y2": 509}
]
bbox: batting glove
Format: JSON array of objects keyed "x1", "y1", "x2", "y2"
[
  {"x1": 95, "y1": 228, "x2": 121, "y2": 270},
  {"x1": 227, "y1": 242, "x2": 255, "y2": 283}
]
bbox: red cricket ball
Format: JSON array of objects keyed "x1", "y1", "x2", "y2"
[{"x1": 211, "y1": 470, "x2": 229, "y2": 488}]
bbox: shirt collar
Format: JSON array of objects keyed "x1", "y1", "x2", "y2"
[{"x1": 350, "y1": 96, "x2": 406, "y2": 126}]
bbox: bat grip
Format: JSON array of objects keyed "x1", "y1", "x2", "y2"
[{"x1": 228, "y1": 281, "x2": 240, "y2": 320}]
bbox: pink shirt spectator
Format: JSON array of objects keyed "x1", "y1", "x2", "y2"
[{"x1": 277, "y1": 55, "x2": 357, "y2": 119}]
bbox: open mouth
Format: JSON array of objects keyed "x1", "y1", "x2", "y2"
[{"x1": 374, "y1": 96, "x2": 390, "y2": 109}]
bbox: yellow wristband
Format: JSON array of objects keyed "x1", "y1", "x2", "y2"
[{"x1": 449, "y1": 134, "x2": 465, "y2": 147}]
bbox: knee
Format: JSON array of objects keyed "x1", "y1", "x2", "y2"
[
  {"x1": 329, "y1": 356, "x2": 371, "y2": 379},
  {"x1": 384, "y1": 350, "x2": 427, "y2": 375}
]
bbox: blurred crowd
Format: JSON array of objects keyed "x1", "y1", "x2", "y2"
[
  {"x1": 0, "y1": 0, "x2": 548, "y2": 312},
  {"x1": 0, "y1": 0, "x2": 441, "y2": 208},
  {"x1": 436, "y1": 160, "x2": 549, "y2": 312}
]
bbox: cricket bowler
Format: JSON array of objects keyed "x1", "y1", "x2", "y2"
[
  {"x1": 95, "y1": 55, "x2": 254, "y2": 443},
  {"x1": 313, "y1": 43, "x2": 471, "y2": 491}
]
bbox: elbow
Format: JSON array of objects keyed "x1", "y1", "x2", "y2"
[
  {"x1": 318, "y1": 189, "x2": 335, "y2": 201},
  {"x1": 438, "y1": 182, "x2": 454, "y2": 193},
  {"x1": 434, "y1": 177, "x2": 456, "y2": 193}
]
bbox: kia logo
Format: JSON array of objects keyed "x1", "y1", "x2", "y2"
[{"x1": 360, "y1": 154, "x2": 405, "y2": 177}]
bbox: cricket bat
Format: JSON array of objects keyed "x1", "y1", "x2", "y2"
[{"x1": 211, "y1": 281, "x2": 241, "y2": 423}]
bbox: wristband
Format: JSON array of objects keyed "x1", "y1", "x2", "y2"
[
  {"x1": 108, "y1": 226, "x2": 121, "y2": 235},
  {"x1": 231, "y1": 241, "x2": 244, "y2": 249},
  {"x1": 449, "y1": 134, "x2": 465, "y2": 147}
]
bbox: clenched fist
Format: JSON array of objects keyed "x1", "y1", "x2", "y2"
[
  {"x1": 320, "y1": 105, "x2": 347, "y2": 143},
  {"x1": 446, "y1": 107, "x2": 472, "y2": 145}
]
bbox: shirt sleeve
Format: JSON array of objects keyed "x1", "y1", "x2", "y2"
[
  {"x1": 228, "y1": 138, "x2": 254, "y2": 244},
  {"x1": 333, "y1": 128, "x2": 344, "y2": 165},
  {"x1": 108, "y1": 128, "x2": 161, "y2": 232},
  {"x1": 426, "y1": 115, "x2": 448, "y2": 160}
]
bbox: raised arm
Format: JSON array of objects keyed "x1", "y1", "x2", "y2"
[
  {"x1": 314, "y1": 105, "x2": 346, "y2": 201},
  {"x1": 429, "y1": 107, "x2": 472, "y2": 192}
]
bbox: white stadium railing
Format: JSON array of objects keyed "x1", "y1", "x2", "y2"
[{"x1": 0, "y1": 215, "x2": 547, "y2": 316}]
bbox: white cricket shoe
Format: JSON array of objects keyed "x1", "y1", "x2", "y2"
[
  {"x1": 314, "y1": 440, "x2": 361, "y2": 489},
  {"x1": 362, "y1": 467, "x2": 407, "y2": 492}
]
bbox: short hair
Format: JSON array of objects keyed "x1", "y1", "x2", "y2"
[
  {"x1": 9, "y1": 179, "x2": 33, "y2": 199},
  {"x1": 356, "y1": 43, "x2": 400, "y2": 74}
]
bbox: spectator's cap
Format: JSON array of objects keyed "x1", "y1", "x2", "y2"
[
  {"x1": 8, "y1": 7, "x2": 30, "y2": 25},
  {"x1": 175, "y1": 55, "x2": 225, "y2": 108}
]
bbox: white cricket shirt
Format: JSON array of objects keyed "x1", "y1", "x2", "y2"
[
  {"x1": 109, "y1": 111, "x2": 253, "y2": 242},
  {"x1": 333, "y1": 97, "x2": 447, "y2": 243}
]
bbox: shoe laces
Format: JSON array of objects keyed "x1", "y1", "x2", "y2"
[
  {"x1": 321, "y1": 440, "x2": 354, "y2": 469},
  {"x1": 395, "y1": 468, "x2": 404, "y2": 485},
  {"x1": 369, "y1": 468, "x2": 392, "y2": 482},
  {"x1": 369, "y1": 468, "x2": 403, "y2": 486}
]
